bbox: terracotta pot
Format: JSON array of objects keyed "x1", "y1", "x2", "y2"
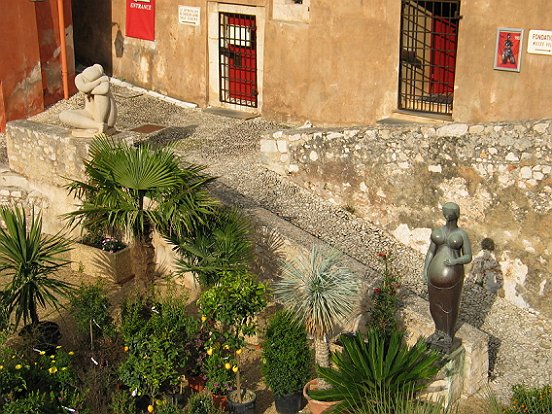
[
  {"x1": 212, "y1": 393, "x2": 228, "y2": 410},
  {"x1": 188, "y1": 375, "x2": 206, "y2": 393},
  {"x1": 302, "y1": 379, "x2": 340, "y2": 414}
]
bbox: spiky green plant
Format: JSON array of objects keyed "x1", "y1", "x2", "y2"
[
  {"x1": 170, "y1": 207, "x2": 253, "y2": 288},
  {"x1": 0, "y1": 206, "x2": 74, "y2": 328},
  {"x1": 274, "y1": 245, "x2": 361, "y2": 368},
  {"x1": 310, "y1": 330, "x2": 443, "y2": 412},
  {"x1": 65, "y1": 135, "x2": 218, "y2": 291}
]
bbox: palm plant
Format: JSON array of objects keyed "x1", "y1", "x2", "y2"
[
  {"x1": 274, "y1": 245, "x2": 361, "y2": 368},
  {"x1": 170, "y1": 206, "x2": 253, "y2": 288},
  {"x1": 0, "y1": 206, "x2": 74, "y2": 329},
  {"x1": 309, "y1": 330, "x2": 443, "y2": 412},
  {"x1": 65, "y1": 135, "x2": 218, "y2": 290}
]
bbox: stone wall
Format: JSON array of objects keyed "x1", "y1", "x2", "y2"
[{"x1": 260, "y1": 120, "x2": 552, "y2": 319}]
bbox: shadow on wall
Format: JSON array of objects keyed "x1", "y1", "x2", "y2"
[
  {"x1": 71, "y1": 0, "x2": 113, "y2": 74},
  {"x1": 461, "y1": 237, "x2": 504, "y2": 378}
]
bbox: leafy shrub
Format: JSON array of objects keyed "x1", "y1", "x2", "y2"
[
  {"x1": 70, "y1": 282, "x2": 114, "y2": 348},
  {"x1": 1, "y1": 391, "x2": 57, "y2": 414},
  {"x1": 261, "y1": 309, "x2": 314, "y2": 396},
  {"x1": 118, "y1": 293, "x2": 195, "y2": 401},
  {"x1": 310, "y1": 330, "x2": 443, "y2": 412},
  {"x1": 157, "y1": 401, "x2": 185, "y2": 414},
  {"x1": 508, "y1": 384, "x2": 552, "y2": 414},
  {"x1": 111, "y1": 389, "x2": 137, "y2": 414},
  {"x1": 184, "y1": 391, "x2": 226, "y2": 414},
  {"x1": 366, "y1": 252, "x2": 401, "y2": 338}
]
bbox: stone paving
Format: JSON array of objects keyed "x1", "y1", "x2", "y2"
[{"x1": 1, "y1": 83, "x2": 551, "y2": 403}]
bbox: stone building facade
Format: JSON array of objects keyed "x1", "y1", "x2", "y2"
[{"x1": 72, "y1": 0, "x2": 552, "y2": 126}]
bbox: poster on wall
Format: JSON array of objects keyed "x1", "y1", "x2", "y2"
[
  {"x1": 126, "y1": 0, "x2": 156, "y2": 41},
  {"x1": 494, "y1": 28, "x2": 523, "y2": 72}
]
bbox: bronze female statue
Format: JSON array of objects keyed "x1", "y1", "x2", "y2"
[{"x1": 422, "y1": 202, "x2": 472, "y2": 352}]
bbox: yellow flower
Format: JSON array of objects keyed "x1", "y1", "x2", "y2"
[
  {"x1": 39, "y1": 351, "x2": 46, "y2": 356},
  {"x1": 61, "y1": 367, "x2": 68, "y2": 371},
  {"x1": 68, "y1": 351, "x2": 75, "y2": 356},
  {"x1": 50, "y1": 355, "x2": 55, "y2": 359},
  {"x1": 232, "y1": 365, "x2": 239, "y2": 373},
  {"x1": 201, "y1": 315, "x2": 207, "y2": 322},
  {"x1": 207, "y1": 348, "x2": 213, "y2": 356},
  {"x1": 235, "y1": 349, "x2": 243, "y2": 355},
  {"x1": 223, "y1": 344, "x2": 230, "y2": 350},
  {"x1": 147, "y1": 404, "x2": 155, "y2": 413},
  {"x1": 0, "y1": 365, "x2": 3, "y2": 370},
  {"x1": 56, "y1": 345, "x2": 62, "y2": 349},
  {"x1": 123, "y1": 346, "x2": 129, "y2": 352},
  {"x1": 48, "y1": 366, "x2": 58, "y2": 374},
  {"x1": 224, "y1": 363, "x2": 231, "y2": 370},
  {"x1": 15, "y1": 364, "x2": 22, "y2": 370}
]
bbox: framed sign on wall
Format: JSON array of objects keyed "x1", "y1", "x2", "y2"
[
  {"x1": 126, "y1": 0, "x2": 156, "y2": 41},
  {"x1": 494, "y1": 28, "x2": 523, "y2": 72}
]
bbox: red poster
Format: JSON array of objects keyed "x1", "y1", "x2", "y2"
[
  {"x1": 494, "y1": 28, "x2": 523, "y2": 72},
  {"x1": 126, "y1": 0, "x2": 156, "y2": 41}
]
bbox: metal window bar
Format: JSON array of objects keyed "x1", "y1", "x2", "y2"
[
  {"x1": 398, "y1": 0, "x2": 460, "y2": 115},
  {"x1": 219, "y1": 12, "x2": 258, "y2": 108}
]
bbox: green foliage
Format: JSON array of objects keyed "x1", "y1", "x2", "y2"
[
  {"x1": 309, "y1": 330, "x2": 443, "y2": 411},
  {"x1": 274, "y1": 245, "x2": 361, "y2": 340},
  {"x1": 0, "y1": 345, "x2": 86, "y2": 413},
  {"x1": 172, "y1": 207, "x2": 254, "y2": 288},
  {"x1": 201, "y1": 347, "x2": 234, "y2": 394},
  {"x1": 110, "y1": 390, "x2": 137, "y2": 414},
  {"x1": 70, "y1": 282, "x2": 114, "y2": 347},
  {"x1": 157, "y1": 401, "x2": 185, "y2": 414},
  {"x1": 349, "y1": 386, "x2": 449, "y2": 414},
  {"x1": 366, "y1": 253, "x2": 401, "y2": 338},
  {"x1": 261, "y1": 309, "x2": 314, "y2": 396},
  {"x1": 65, "y1": 135, "x2": 217, "y2": 240},
  {"x1": 507, "y1": 384, "x2": 552, "y2": 414},
  {"x1": 198, "y1": 270, "x2": 267, "y2": 350},
  {"x1": 184, "y1": 391, "x2": 226, "y2": 414},
  {"x1": 118, "y1": 293, "x2": 195, "y2": 400},
  {"x1": 0, "y1": 206, "x2": 74, "y2": 328}
]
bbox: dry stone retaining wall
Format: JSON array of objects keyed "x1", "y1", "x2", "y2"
[{"x1": 260, "y1": 120, "x2": 552, "y2": 319}]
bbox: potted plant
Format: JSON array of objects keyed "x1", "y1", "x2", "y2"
[
  {"x1": 118, "y1": 292, "x2": 194, "y2": 410},
  {"x1": 309, "y1": 329, "x2": 443, "y2": 412},
  {"x1": 70, "y1": 227, "x2": 134, "y2": 284},
  {"x1": 274, "y1": 245, "x2": 362, "y2": 414},
  {"x1": 198, "y1": 269, "x2": 268, "y2": 413},
  {"x1": 65, "y1": 134, "x2": 218, "y2": 292},
  {"x1": 261, "y1": 309, "x2": 314, "y2": 414},
  {"x1": 69, "y1": 282, "x2": 115, "y2": 351},
  {"x1": 0, "y1": 206, "x2": 74, "y2": 349}
]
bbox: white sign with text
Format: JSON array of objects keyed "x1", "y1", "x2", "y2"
[
  {"x1": 178, "y1": 6, "x2": 200, "y2": 26},
  {"x1": 527, "y1": 30, "x2": 552, "y2": 55}
]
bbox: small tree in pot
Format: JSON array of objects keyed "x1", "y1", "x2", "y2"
[
  {"x1": 262, "y1": 309, "x2": 314, "y2": 414},
  {"x1": 198, "y1": 270, "x2": 267, "y2": 413}
]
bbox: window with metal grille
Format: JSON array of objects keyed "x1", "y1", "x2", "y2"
[
  {"x1": 219, "y1": 12, "x2": 258, "y2": 108},
  {"x1": 398, "y1": 0, "x2": 461, "y2": 115}
]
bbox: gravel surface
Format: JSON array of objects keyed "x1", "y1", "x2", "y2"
[{"x1": 2, "y1": 82, "x2": 551, "y2": 405}]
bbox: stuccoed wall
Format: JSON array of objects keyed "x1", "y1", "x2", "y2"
[{"x1": 260, "y1": 120, "x2": 552, "y2": 319}]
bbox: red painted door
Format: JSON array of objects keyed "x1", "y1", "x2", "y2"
[
  {"x1": 220, "y1": 14, "x2": 257, "y2": 107},
  {"x1": 430, "y1": 16, "x2": 457, "y2": 95}
]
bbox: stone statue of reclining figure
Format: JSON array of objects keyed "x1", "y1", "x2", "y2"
[{"x1": 59, "y1": 64, "x2": 117, "y2": 136}]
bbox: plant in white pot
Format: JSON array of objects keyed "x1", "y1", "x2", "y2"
[
  {"x1": 274, "y1": 245, "x2": 361, "y2": 414},
  {"x1": 261, "y1": 309, "x2": 314, "y2": 414}
]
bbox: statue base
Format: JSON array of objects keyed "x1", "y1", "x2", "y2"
[
  {"x1": 71, "y1": 127, "x2": 117, "y2": 138},
  {"x1": 427, "y1": 331, "x2": 462, "y2": 354}
]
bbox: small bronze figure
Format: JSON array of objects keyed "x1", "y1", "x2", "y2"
[{"x1": 422, "y1": 202, "x2": 472, "y2": 353}]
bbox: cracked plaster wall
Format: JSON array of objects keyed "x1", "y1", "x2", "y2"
[{"x1": 260, "y1": 120, "x2": 552, "y2": 318}]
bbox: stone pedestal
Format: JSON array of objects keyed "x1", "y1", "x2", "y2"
[{"x1": 400, "y1": 292, "x2": 489, "y2": 405}]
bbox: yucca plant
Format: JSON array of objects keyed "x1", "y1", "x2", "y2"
[
  {"x1": 170, "y1": 207, "x2": 253, "y2": 289},
  {"x1": 274, "y1": 245, "x2": 361, "y2": 368},
  {"x1": 65, "y1": 135, "x2": 218, "y2": 291},
  {"x1": 0, "y1": 206, "x2": 74, "y2": 329},
  {"x1": 309, "y1": 330, "x2": 443, "y2": 412},
  {"x1": 350, "y1": 386, "x2": 450, "y2": 414}
]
